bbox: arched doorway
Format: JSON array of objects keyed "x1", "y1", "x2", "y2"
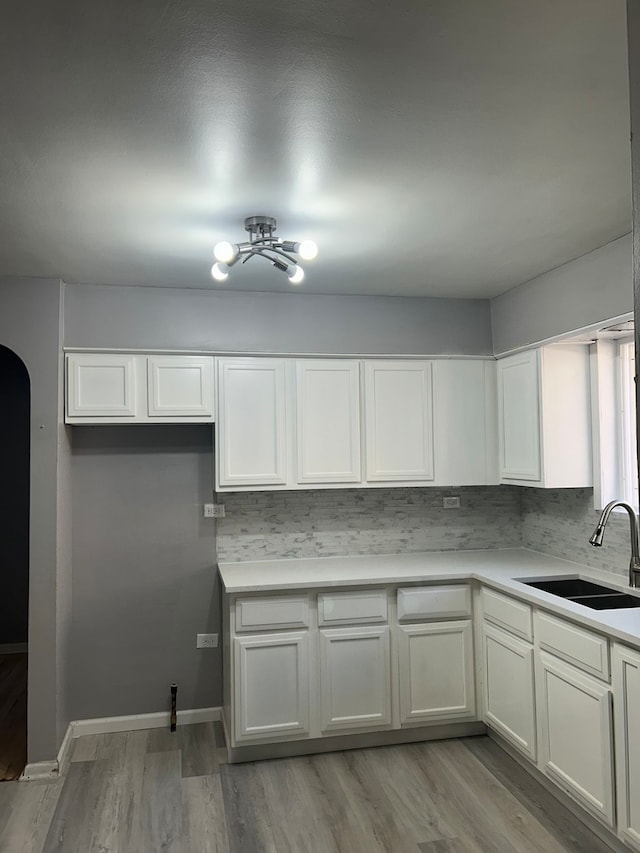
[{"x1": 0, "y1": 345, "x2": 30, "y2": 780}]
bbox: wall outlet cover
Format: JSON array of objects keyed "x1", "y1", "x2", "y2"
[{"x1": 196, "y1": 633, "x2": 219, "y2": 649}]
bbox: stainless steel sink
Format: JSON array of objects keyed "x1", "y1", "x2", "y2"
[{"x1": 522, "y1": 576, "x2": 640, "y2": 610}]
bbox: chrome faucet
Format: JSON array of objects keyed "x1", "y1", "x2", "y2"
[{"x1": 589, "y1": 500, "x2": 640, "y2": 588}]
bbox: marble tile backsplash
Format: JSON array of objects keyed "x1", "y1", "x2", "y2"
[
  {"x1": 521, "y1": 488, "x2": 632, "y2": 579},
  {"x1": 216, "y1": 486, "x2": 522, "y2": 562}
]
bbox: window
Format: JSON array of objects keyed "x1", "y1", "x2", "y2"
[
  {"x1": 618, "y1": 340, "x2": 638, "y2": 509},
  {"x1": 591, "y1": 330, "x2": 638, "y2": 512}
]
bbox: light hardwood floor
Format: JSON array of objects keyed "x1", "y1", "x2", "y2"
[
  {"x1": 0, "y1": 727, "x2": 613, "y2": 853},
  {"x1": 0, "y1": 653, "x2": 27, "y2": 781}
]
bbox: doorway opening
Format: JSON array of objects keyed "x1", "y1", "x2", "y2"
[{"x1": 0, "y1": 345, "x2": 30, "y2": 780}]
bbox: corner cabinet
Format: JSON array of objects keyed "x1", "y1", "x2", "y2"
[
  {"x1": 65, "y1": 353, "x2": 215, "y2": 423},
  {"x1": 496, "y1": 345, "x2": 592, "y2": 487}
]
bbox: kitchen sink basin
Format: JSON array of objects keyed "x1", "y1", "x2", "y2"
[
  {"x1": 522, "y1": 576, "x2": 640, "y2": 609},
  {"x1": 524, "y1": 578, "x2": 619, "y2": 597},
  {"x1": 570, "y1": 594, "x2": 640, "y2": 610}
]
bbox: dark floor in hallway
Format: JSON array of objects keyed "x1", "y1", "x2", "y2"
[
  {"x1": 0, "y1": 726, "x2": 613, "y2": 852},
  {"x1": 0, "y1": 653, "x2": 27, "y2": 782}
]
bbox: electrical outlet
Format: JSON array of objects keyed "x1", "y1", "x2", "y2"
[
  {"x1": 442, "y1": 496, "x2": 461, "y2": 509},
  {"x1": 204, "y1": 504, "x2": 225, "y2": 518},
  {"x1": 196, "y1": 633, "x2": 219, "y2": 649}
]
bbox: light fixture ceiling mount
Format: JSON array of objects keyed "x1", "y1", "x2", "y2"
[{"x1": 212, "y1": 216, "x2": 318, "y2": 284}]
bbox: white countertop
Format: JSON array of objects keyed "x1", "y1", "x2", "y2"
[{"x1": 218, "y1": 547, "x2": 640, "y2": 649}]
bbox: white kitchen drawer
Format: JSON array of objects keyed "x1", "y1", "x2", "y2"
[
  {"x1": 318, "y1": 589, "x2": 388, "y2": 626},
  {"x1": 397, "y1": 585, "x2": 471, "y2": 621},
  {"x1": 235, "y1": 595, "x2": 310, "y2": 632},
  {"x1": 481, "y1": 587, "x2": 533, "y2": 642},
  {"x1": 536, "y1": 611, "x2": 609, "y2": 682}
]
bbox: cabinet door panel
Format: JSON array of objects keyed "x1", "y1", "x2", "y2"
[
  {"x1": 365, "y1": 361, "x2": 433, "y2": 482},
  {"x1": 217, "y1": 359, "x2": 287, "y2": 486},
  {"x1": 67, "y1": 353, "x2": 138, "y2": 418},
  {"x1": 537, "y1": 651, "x2": 614, "y2": 826},
  {"x1": 147, "y1": 356, "x2": 214, "y2": 417},
  {"x1": 497, "y1": 351, "x2": 541, "y2": 481},
  {"x1": 482, "y1": 623, "x2": 536, "y2": 760},
  {"x1": 296, "y1": 361, "x2": 361, "y2": 483},
  {"x1": 612, "y1": 644, "x2": 640, "y2": 849},
  {"x1": 234, "y1": 632, "x2": 309, "y2": 742},
  {"x1": 319, "y1": 626, "x2": 391, "y2": 732},
  {"x1": 398, "y1": 621, "x2": 475, "y2": 724},
  {"x1": 433, "y1": 360, "x2": 493, "y2": 485}
]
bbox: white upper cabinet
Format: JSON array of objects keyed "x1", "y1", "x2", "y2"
[
  {"x1": 497, "y1": 350, "x2": 541, "y2": 481},
  {"x1": 296, "y1": 360, "x2": 361, "y2": 483},
  {"x1": 147, "y1": 356, "x2": 214, "y2": 418},
  {"x1": 66, "y1": 353, "x2": 215, "y2": 423},
  {"x1": 497, "y1": 345, "x2": 592, "y2": 487},
  {"x1": 217, "y1": 358, "x2": 288, "y2": 488},
  {"x1": 433, "y1": 360, "x2": 498, "y2": 486},
  {"x1": 364, "y1": 361, "x2": 434, "y2": 482},
  {"x1": 67, "y1": 353, "x2": 138, "y2": 419}
]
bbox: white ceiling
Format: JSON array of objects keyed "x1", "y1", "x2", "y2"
[{"x1": 0, "y1": 0, "x2": 631, "y2": 298}]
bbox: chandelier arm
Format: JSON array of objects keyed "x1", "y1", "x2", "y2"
[{"x1": 258, "y1": 246, "x2": 298, "y2": 265}]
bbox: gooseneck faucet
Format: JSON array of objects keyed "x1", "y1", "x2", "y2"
[{"x1": 589, "y1": 500, "x2": 640, "y2": 588}]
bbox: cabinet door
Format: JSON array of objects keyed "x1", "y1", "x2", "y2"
[
  {"x1": 217, "y1": 359, "x2": 287, "y2": 487},
  {"x1": 234, "y1": 632, "x2": 310, "y2": 742},
  {"x1": 296, "y1": 360, "x2": 361, "y2": 483},
  {"x1": 612, "y1": 644, "x2": 640, "y2": 849},
  {"x1": 496, "y1": 351, "x2": 541, "y2": 482},
  {"x1": 67, "y1": 353, "x2": 138, "y2": 418},
  {"x1": 537, "y1": 651, "x2": 614, "y2": 826},
  {"x1": 147, "y1": 356, "x2": 214, "y2": 418},
  {"x1": 364, "y1": 361, "x2": 433, "y2": 482},
  {"x1": 319, "y1": 626, "x2": 391, "y2": 732},
  {"x1": 482, "y1": 623, "x2": 536, "y2": 760},
  {"x1": 398, "y1": 621, "x2": 475, "y2": 725},
  {"x1": 433, "y1": 360, "x2": 497, "y2": 485}
]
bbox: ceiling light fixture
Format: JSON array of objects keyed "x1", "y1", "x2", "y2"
[{"x1": 212, "y1": 216, "x2": 318, "y2": 285}]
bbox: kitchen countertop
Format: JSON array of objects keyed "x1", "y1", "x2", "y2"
[{"x1": 218, "y1": 547, "x2": 640, "y2": 649}]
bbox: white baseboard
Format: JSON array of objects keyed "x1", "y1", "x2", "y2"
[
  {"x1": 69, "y1": 706, "x2": 221, "y2": 739},
  {"x1": 0, "y1": 643, "x2": 28, "y2": 655},
  {"x1": 19, "y1": 707, "x2": 221, "y2": 782}
]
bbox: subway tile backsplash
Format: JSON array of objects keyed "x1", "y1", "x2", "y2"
[{"x1": 216, "y1": 486, "x2": 522, "y2": 562}]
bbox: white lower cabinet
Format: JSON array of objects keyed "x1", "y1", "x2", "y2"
[
  {"x1": 233, "y1": 632, "x2": 310, "y2": 742},
  {"x1": 319, "y1": 625, "x2": 392, "y2": 732},
  {"x1": 481, "y1": 622, "x2": 536, "y2": 760},
  {"x1": 536, "y1": 651, "x2": 614, "y2": 826},
  {"x1": 613, "y1": 643, "x2": 640, "y2": 850},
  {"x1": 398, "y1": 621, "x2": 475, "y2": 724}
]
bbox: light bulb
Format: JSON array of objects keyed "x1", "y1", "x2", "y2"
[
  {"x1": 214, "y1": 241, "x2": 237, "y2": 263},
  {"x1": 288, "y1": 265, "x2": 305, "y2": 284},
  {"x1": 298, "y1": 240, "x2": 318, "y2": 261},
  {"x1": 211, "y1": 262, "x2": 229, "y2": 282}
]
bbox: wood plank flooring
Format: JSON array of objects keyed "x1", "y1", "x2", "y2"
[
  {"x1": 0, "y1": 653, "x2": 27, "y2": 781},
  {"x1": 0, "y1": 728, "x2": 614, "y2": 853}
]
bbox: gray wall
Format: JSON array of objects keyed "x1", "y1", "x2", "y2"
[
  {"x1": 217, "y1": 486, "x2": 522, "y2": 563},
  {"x1": 0, "y1": 276, "x2": 64, "y2": 763},
  {"x1": 64, "y1": 285, "x2": 493, "y2": 356},
  {"x1": 491, "y1": 234, "x2": 632, "y2": 355},
  {"x1": 0, "y1": 347, "x2": 30, "y2": 644},
  {"x1": 70, "y1": 426, "x2": 219, "y2": 720},
  {"x1": 522, "y1": 488, "x2": 632, "y2": 578}
]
